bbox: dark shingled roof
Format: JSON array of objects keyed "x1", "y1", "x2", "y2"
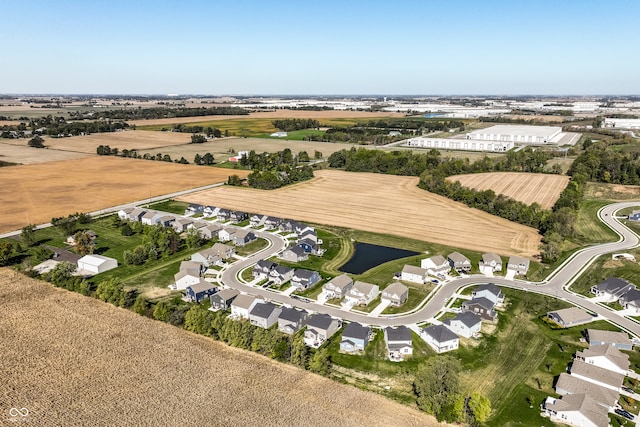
[
  {"x1": 342, "y1": 322, "x2": 371, "y2": 341},
  {"x1": 249, "y1": 301, "x2": 279, "y2": 319},
  {"x1": 423, "y1": 324, "x2": 459, "y2": 342},
  {"x1": 385, "y1": 326, "x2": 411, "y2": 342},
  {"x1": 279, "y1": 307, "x2": 307, "y2": 323},
  {"x1": 307, "y1": 313, "x2": 335, "y2": 330}
]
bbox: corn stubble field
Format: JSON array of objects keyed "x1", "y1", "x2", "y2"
[
  {"x1": 179, "y1": 169, "x2": 541, "y2": 257},
  {"x1": 0, "y1": 269, "x2": 439, "y2": 427},
  {"x1": 0, "y1": 157, "x2": 248, "y2": 233},
  {"x1": 447, "y1": 172, "x2": 570, "y2": 210}
]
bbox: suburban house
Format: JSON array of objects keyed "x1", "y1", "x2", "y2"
[
  {"x1": 253, "y1": 260, "x2": 277, "y2": 279},
  {"x1": 290, "y1": 269, "x2": 321, "y2": 290},
  {"x1": 248, "y1": 301, "x2": 282, "y2": 329},
  {"x1": 462, "y1": 297, "x2": 497, "y2": 322},
  {"x1": 230, "y1": 294, "x2": 262, "y2": 320},
  {"x1": 216, "y1": 208, "x2": 232, "y2": 222},
  {"x1": 190, "y1": 248, "x2": 222, "y2": 268},
  {"x1": 448, "y1": 252, "x2": 471, "y2": 273},
  {"x1": 184, "y1": 281, "x2": 217, "y2": 303},
  {"x1": 218, "y1": 228, "x2": 236, "y2": 242},
  {"x1": 198, "y1": 223, "x2": 223, "y2": 240},
  {"x1": 322, "y1": 274, "x2": 354, "y2": 300},
  {"x1": 381, "y1": 282, "x2": 409, "y2": 307},
  {"x1": 507, "y1": 256, "x2": 530, "y2": 276},
  {"x1": 179, "y1": 260, "x2": 203, "y2": 277},
  {"x1": 587, "y1": 329, "x2": 633, "y2": 351},
  {"x1": 264, "y1": 216, "x2": 282, "y2": 229},
  {"x1": 298, "y1": 238, "x2": 321, "y2": 255},
  {"x1": 280, "y1": 246, "x2": 308, "y2": 263},
  {"x1": 294, "y1": 222, "x2": 315, "y2": 236},
  {"x1": 117, "y1": 208, "x2": 133, "y2": 220},
  {"x1": 546, "y1": 307, "x2": 594, "y2": 328},
  {"x1": 230, "y1": 211, "x2": 248, "y2": 223},
  {"x1": 174, "y1": 271, "x2": 201, "y2": 290},
  {"x1": 210, "y1": 243, "x2": 236, "y2": 259},
  {"x1": 590, "y1": 277, "x2": 635, "y2": 301},
  {"x1": 277, "y1": 308, "x2": 309, "y2": 335},
  {"x1": 141, "y1": 210, "x2": 157, "y2": 226},
  {"x1": 340, "y1": 322, "x2": 373, "y2": 353},
  {"x1": 543, "y1": 394, "x2": 609, "y2": 427},
  {"x1": 203, "y1": 205, "x2": 218, "y2": 217},
  {"x1": 127, "y1": 208, "x2": 147, "y2": 222},
  {"x1": 575, "y1": 344, "x2": 630, "y2": 375},
  {"x1": 345, "y1": 281, "x2": 379, "y2": 307},
  {"x1": 421, "y1": 255, "x2": 450, "y2": 278},
  {"x1": 304, "y1": 314, "x2": 341, "y2": 348},
  {"x1": 555, "y1": 373, "x2": 618, "y2": 409},
  {"x1": 77, "y1": 254, "x2": 118, "y2": 275},
  {"x1": 472, "y1": 283, "x2": 504, "y2": 305},
  {"x1": 172, "y1": 218, "x2": 193, "y2": 233},
  {"x1": 421, "y1": 324, "x2": 459, "y2": 353},
  {"x1": 629, "y1": 209, "x2": 640, "y2": 221},
  {"x1": 618, "y1": 288, "x2": 640, "y2": 307},
  {"x1": 269, "y1": 265, "x2": 295, "y2": 285},
  {"x1": 385, "y1": 326, "x2": 413, "y2": 361},
  {"x1": 188, "y1": 220, "x2": 208, "y2": 231},
  {"x1": 278, "y1": 220, "x2": 297, "y2": 233},
  {"x1": 569, "y1": 359, "x2": 624, "y2": 392},
  {"x1": 154, "y1": 215, "x2": 175, "y2": 227},
  {"x1": 400, "y1": 265, "x2": 427, "y2": 284},
  {"x1": 185, "y1": 204, "x2": 204, "y2": 216},
  {"x1": 298, "y1": 231, "x2": 318, "y2": 244},
  {"x1": 443, "y1": 312, "x2": 482, "y2": 339},
  {"x1": 232, "y1": 229, "x2": 256, "y2": 246},
  {"x1": 250, "y1": 214, "x2": 267, "y2": 227},
  {"x1": 479, "y1": 253, "x2": 502, "y2": 273},
  {"x1": 209, "y1": 288, "x2": 240, "y2": 311}
]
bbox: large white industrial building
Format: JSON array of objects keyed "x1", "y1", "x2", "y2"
[
  {"x1": 466, "y1": 125, "x2": 563, "y2": 145},
  {"x1": 406, "y1": 137, "x2": 513, "y2": 152},
  {"x1": 603, "y1": 118, "x2": 640, "y2": 129}
]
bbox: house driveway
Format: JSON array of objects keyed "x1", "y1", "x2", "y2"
[{"x1": 369, "y1": 300, "x2": 391, "y2": 317}]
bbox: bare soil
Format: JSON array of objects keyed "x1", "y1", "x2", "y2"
[
  {"x1": 0, "y1": 268, "x2": 439, "y2": 427},
  {"x1": 0, "y1": 157, "x2": 248, "y2": 233},
  {"x1": 448, "y1": 172, "x2": 570, "y2": 209},
  {"x1": 0, "y1": 142, "x2": 89, "y2": 164},
  {"x1": 178, "y1": 169, "x2": 541, "y2": 257}
]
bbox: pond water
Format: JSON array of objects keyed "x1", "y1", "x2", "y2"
[{"x1": 339, "y1": 242, "x2": 420, "y2": 275}]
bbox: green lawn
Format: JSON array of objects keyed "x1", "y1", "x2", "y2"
[
  {"x1": 574, "y1": 199, "x2": 619, "y2": 244},
  {"x1": 254, "y1": 129, "x2": 326, "y2": 141},
  {"x1": 569, "y1": 247, "x2": 640, "y2": 296},
  {"x1": 236, "y1": 238, "x2": 269, "y2": 256},
  {"x1": 382, "y1": 284, "x2": 431, "y2": 315},
  {"x1": 145, "y1": 199, "x2": 190, "y2": 215}
]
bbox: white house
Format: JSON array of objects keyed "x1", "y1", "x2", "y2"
[
  {"x1": 543, "y1": 394, "x2": 609, "y2": 427},
  {"x1": 420, "y1": 255, "x2": 450, "y2": 278},
  {"x1": 443, "y1": 312, "x2": 482, "y2": 339},
  {"x1": 381, "y1": 282, "x2": 409, "y2": 307},
  {"x1": 507, "y1": 256, "x2": 530, "y2": 276},
  {"x1": 385, "y1": 326, "x2": 413, "y2": 361},
  {"x1": 479, "y1": 253, "x2": 502, "y2": 274},
  {"x1": 344, "y1": 281, "x2": 379, "y2": 307},
  {"x1": 569, "y1": 359, "x2": 624, "y2": 392},
  {"x1": 218, "y1": 228, "x2": 236, "y2": 242},
  {"x1": 173, "y1": 271, "x2": 201, "y2": 291},
  {"x1": 472, "y1": 283, "x2": 504, "y2": 305},
  {"x1": 230, "y1": 294, "x2": 262, "y2": 320},
  {"x1": 575, "y1": 344, "x2": 630, "y2": 376},
  {"x1": 77, "y1": 254, "x2": 118, "y2": 275},
  {"x1": 400, "y1": 265, "x2": 427, "y2": 284},
  {"x1": 421, "y1": 325, "x2": 459, "y2": 353}
]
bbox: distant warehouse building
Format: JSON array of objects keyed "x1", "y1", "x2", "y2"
[
  {"x1": 466, "y1": 125, "x2": 563, "y2": 145},
  {"x1": 406, "y1": 137, "x2": 513, "y2": 153},
  {"x1": 603, "y1": 118, "x2": 640, "y2": 129}
]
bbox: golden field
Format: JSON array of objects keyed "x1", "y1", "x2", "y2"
[
  {"x1": 0, "y1": 269, "x2": 440, "y2": 427},
  {"x1": 179, "y1": 169, "x2": 541, "y2": 257}
]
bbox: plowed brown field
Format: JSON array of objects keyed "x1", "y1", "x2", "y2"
[
  {"x1": 179, "y1": 170, "x2": 541, "y2": 257},
  {"x1": 38, "y1": 130, "x2": 192, "y2": 153},
  {"x1": 448, "y1": 172, "x2": 570, "y2": 209},
  {"x1": 0, "y1": 269, "x2": 440, "y2": 427},
  {"x1": 0, "y1": 157, "x2": 247, "y2": 232}
]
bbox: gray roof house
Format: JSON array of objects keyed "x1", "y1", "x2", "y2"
[
  {"x1": 249, "y1": 301, "x2": 282, "y2": 329},
  {"x1": 575, "y1": 344, "x2": 630, "y2": 376},
  {"x1": 590, "y1": 277, "x2": 635, "y2": 301},
  {"x1": 185, "y1": 281, "x2": 217, "y2": 303},
  {"x1": 381, "y1": 282, "x2": 409, "y2": 307},
  {"x1": 479, "y1": 253, "x2": 502, "y2": 272},
  {"x1": 253, "y1": 260, "x2": 277, "y2": 279},
  {"x1": 118, "y1": 207, "x2": 133, "y2": 220},
  {"x1": 618, "y1": 288, "x2": 640, "y2": 307},
  {"x1": 587, "y1": 329, "x2": 633, "y2": 351},
  {"x1": 421, "y1": 255, "x2": 450, "y2": 277},
  {"x1": 555, "y1": 373, "x2": 618, "y2": 409},
  {"x1": 569, "y1": 359, "x2": 624, "y2": 392},
  {"x1": 216, "y1": 208, "x2": 232, "y2": 221},
  {"x1": 190, "y1": 248, "x2": 222, "y2": 268},
  {"x1": 230, "y1": 211, "x2": 248, "y2": 223},
  {"x1": 210, "y1": 243, "x2": 236, "y2": 259},
  {"x1": 546, "y1": 307, "x2": 594, "y2": 328},
  {"x1": 507, "y1": 256, "x2": 530, "y2": 276},
  {"x1": 250, "y1": 214, "x2": 267, "y2": 228},
  {"x1": 264, "y1": 216, "x2": 282, "y2": 229},
  {"x1": 448, "y1": 252, "x2": 471, "y2": 273},
  {"x1": 421, "y1": 324, "x2": 459, "y2": 353},
  {"x1": 345, "y1": 281, "x2": 379, "y2": 307},
  {"x1": 209, "y1": 288, "x2": 240, "y2": 311},
  {"x1": 472, "y1": 283, "x2": 504, "y2": 305},
  {"x1": 281, "y1": 245, "x2": 308, "y2": 263},
  {"x1": 462, "y1": 297, "x2": 497, "y2": 322},
  {"x1": 385, "y1": 326, "x2": 413, "y2": 361},
  {"x1": 290, "y1": 269, "x2": 321, "y2": 290},
  {"x1": 322, "y1": 274, "x2": 354, "y2": 300},
  {"x1": 443, "y1": 312, "x2": 482, "y2": 339},
  {"x1": 277, "y1": 308, "x2": 309, "y2": 335},
  {"x1": 269, "y1": 265, "x2": 294, "y2": 285},
  {"x1": 128, "y1": 208, "x2": 147, "y2": 222},
  {"x1": 340, "y1": 322, "x2": 373, "y2": 353},
  {"x1": 172, "y1": 218, "x2": 193, "y2": 233},
  {"x1": 230, "y1": 294, "x2": 262, "y2": 320},
  {"x1": 232, "y1": 229, "x2": 256, "y2": 246},
  {"x1": 179, "y1": 260, "x2": 203, "y2": 277},
  {"x1": 304, "y1": 314, "x2": 341, "y2": 348},
  {"x1": 400, "y1": 265, "x2": 427, "y2": 284},
  {"x1": 198, "y1": 223, "x2": 223, "y2": 240},
  {"x1": 543, "y1": 394, "x2": 609, "y2": 427}
]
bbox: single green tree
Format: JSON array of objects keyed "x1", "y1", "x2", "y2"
[{"x1": 21, "y1": 224, "x2": 37, "y2": 246}]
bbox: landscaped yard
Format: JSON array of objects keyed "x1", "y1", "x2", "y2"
[{"x1": 569, "y1": 247, "x2": 640, "y2": 296}]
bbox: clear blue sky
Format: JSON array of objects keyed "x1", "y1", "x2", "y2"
[{"x1": 2, "y1": 0, "x2": 638, "y2": 95}]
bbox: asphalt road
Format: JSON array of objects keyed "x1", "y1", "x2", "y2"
[{"x1": 222, "y1": 201, "x2": 640, "y2": 334}]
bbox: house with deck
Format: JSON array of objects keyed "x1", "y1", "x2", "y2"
[
  {"x1": 443, "y1": 312, "x2": 482, "y2": 338},
  {"x1": 277, "y1": 308, "x2": 309, "y2": 335},
  {"x1": 385, "y1": 326, "x2": 413, "y2": 361},
  {"x1": 280, "y1": 246, "x2": 308, "y2": 263},
  {"x1": 249, "y1": 301, "x2": 282, "y2": 329},
  {"x1": 575, "y1": 344, "x2": 630, "y2": 375},
  {"x1": 340, "y1": 322, "x2": 373, "y2": 353},
  {"x1": 462, "y1": 297, "x2": 497, "y2": 322},
  {"x1": 546, "y1": 307, "x2": 594, "y2": 328},
  {"x1": 569, "y1": 359, "x2": 624, "y2": 392},
  {"x1": 421, "y1": 324, "x2": 459, "y2": 353},
  {"x1": 420, "y1": 255, "x2": 450, "y2": 278},
  {"x1": 472, "y1": 283, "x2": 504, "y2": 305},
  {"x1": 587, "y1": 329, "x2": 633, "y2": 351},
  {"x1": 209, "y1": 288, "x2": 240, "y2": 311},
  {"x1": 174, "y1": 271, "x2": 201, "y2": 291},
  {"x1": 543, "y1": 394, "x2": 609, "y2": 427},
  {"x1": 555, "y1": 373, "x2": 619, "y2": 410},
  {"x1": 304, "y1": 314, "x2": 341, "y2": 348},
  {"x1": 185, "y1": 281, "x2": 217, "y2": 303}
]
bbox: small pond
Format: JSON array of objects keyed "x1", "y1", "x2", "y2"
[{"x1": 339, "y1": 242, "x2": 420, "y2": 275}]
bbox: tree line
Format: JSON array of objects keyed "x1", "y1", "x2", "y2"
[
  {"x1": 272, "y1": 119, "x2": 319, "y2": 131},
  {"x1": 68, "y1": 106, "x2": 249, "y2": 120},
  {"x1": 96, "y1": 145, "x2": 213, "y2": 166},
  {"x1": 569, "y1": 140, "x2": 640, "y2": 185}
]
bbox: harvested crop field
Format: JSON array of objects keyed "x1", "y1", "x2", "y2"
[
  {"x1": 0, "y1": 269, "x2": 439, "y2": 427},
  {"x1": 35, "y1": 130, "x2": 192, "y2": 154},
  {"x1": 447, "y1": 172, "x2": 570, "y2": 209},
  {"x1": 0, "y1": 142, "x2": 89, "y2": 164},
  {"x1": 179, "y1": 169, "x2": 541, "y2": 257},
  {"x1": 129, "y1": 109, "x2": 405, "y2": 127},
  {"x1": 0, "y1": 157, "x2": 247, "y2": 233}
]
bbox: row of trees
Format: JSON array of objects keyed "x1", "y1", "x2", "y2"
[
  {"x1": 96, "y1": 145, "x2": 208, "y2": 166},
  {"x1": 68, "y1": 106, "x2": 249, "y2": 120},
  {"x1": 569, "y1": 141, "x2": 640, "y2": 185},
  {"x1": 272, "y1": 119, "x2": 319, "y2": 131}
]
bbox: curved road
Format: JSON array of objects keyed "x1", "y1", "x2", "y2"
[{"x1": 222, "y1": 202, "x2": 640, "y2": 335}]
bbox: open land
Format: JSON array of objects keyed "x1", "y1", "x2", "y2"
[
  {"x1": 447, "y1": 172, "x2": 570, "y2": 209},
  {"x1": 585, "y1": 182, "x2": 640, "y2": 202},
  {"x1": 178, "y1": 169, "x2": 541, "y2": 257},
  {"x1": 0, "y1": 269, "x2": 439, "y2": 427},
  {"x1": 0, "y1": 142, "x2": 89, "y2": 164},
  {"x1": 0, "y1": 157, "x2": 248, "y2": 233}
]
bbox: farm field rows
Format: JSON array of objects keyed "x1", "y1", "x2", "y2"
[
  {"x1": 0, "y1": 157, "x2": 247, "y2": 233},
  {"x1": 0, "y1": 269, "x2": 439, "y2": 427},
  {"x1": 0, "y1": 142, "x2": 90, "y2": 164},
  {"x1": 447, "y1": 172, "x2": 570, "y2": 209},
  {"x1": 178, "y1": 169, "x2": 541, "y2": 257}
]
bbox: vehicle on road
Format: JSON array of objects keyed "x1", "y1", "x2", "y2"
[{"x1": 615, "y1": 408, "x2": 634, "y2": 420}]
